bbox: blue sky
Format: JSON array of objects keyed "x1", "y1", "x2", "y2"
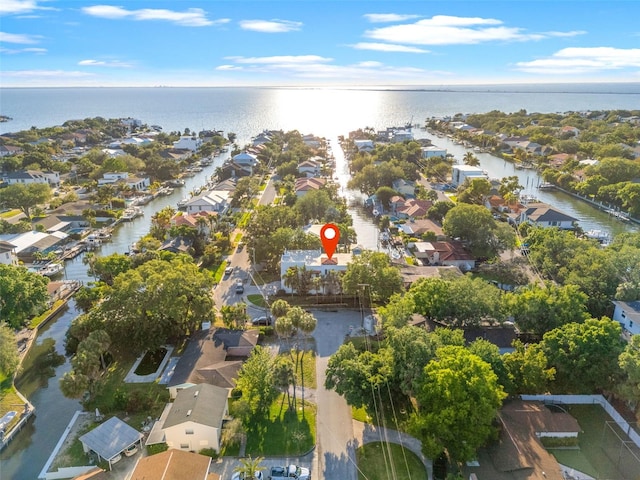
[{"x1": 1, "y1": 0, "x2": 639, "y2": 87}]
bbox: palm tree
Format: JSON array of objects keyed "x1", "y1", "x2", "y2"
[
  {"x1": 463, "y1": 151, "x2": 479, "y2": 166},
  {"x1": 233, "y1": 456, "x2": 265, "y2": 480}
]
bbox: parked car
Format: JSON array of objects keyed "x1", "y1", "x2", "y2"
[
  {"x1": 237, "y1": 241, "x2": 245, "y2": 251},
  {"x1": 232, "y1": 472, "x2": 263, "y2": 480},
  {"x1": 235, "y1": 280, "x2": 244, "y2": 294},
  {"x1": 123, "y1": 443, "x2": 138, "y2": 457},
  {"x1": 111, "y1": 453, "x2": 123, "y2": 464},
  {"x1": 224, "y1": 266, "x2": 234, "y2": 276},
  {"x1": 251, "y1": 316, "x2": 272, "y2": 326},
  {"x1": 269, "y1": 465, "x2": 310, "y2": 480}
]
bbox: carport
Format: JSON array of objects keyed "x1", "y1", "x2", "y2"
[{"x1": 79, "y1": 416, "x2": 144, "y2": 470}]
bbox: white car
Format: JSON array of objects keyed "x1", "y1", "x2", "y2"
[
  {"x1": 123, "y1": 443, "x2": 138, "y2": 457},
  {"x1": 231, "y1": 472, "x2": 263, "y2": 480}
]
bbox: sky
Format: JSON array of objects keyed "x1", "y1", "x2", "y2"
[{"x1": 1, "y1": 0, "x2": 640, "y2": 87}]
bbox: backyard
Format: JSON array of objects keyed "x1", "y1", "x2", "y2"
[{"x1": 356, "y1": 442, "x2": 428, "y2": 480}]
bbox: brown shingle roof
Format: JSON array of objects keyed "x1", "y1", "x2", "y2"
[{"x1": 129, "y1": 449, "x2": 211, "y2": 480}]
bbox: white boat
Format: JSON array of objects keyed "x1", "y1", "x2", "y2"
[
  {"x1": 39, "y1": 262, "x2": 64, "y2": 277},
  {"x1": 121, "y1": 206, "x2": 144, "y2": 221},
  {"x1": 177, "y1": 197, "x2": 190, "y2": 208},
  {"x1": 585, "y1": 229, "x2": 611, "y2": 244}
]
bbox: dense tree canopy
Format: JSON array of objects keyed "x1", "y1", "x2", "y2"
[
  {"x1": 0, "y1": 264, "x2": 49, "y2": 328},
  {"x1": 0, "y1": 182, "x2": 51, "y2": 218},
  {"x1": 409, "y1": 346, "x2": 506, "y2": 464},
  {"x1": 0, "y1": 323, "x2": 20, "y2": 375},
  {"x1": 341, "y1": 250, "x2": 404, "y2": 303}
]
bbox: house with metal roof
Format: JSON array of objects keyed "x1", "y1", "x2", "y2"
[{"x1": 79, "y1": 416, "x2": 143, "y2": 470}]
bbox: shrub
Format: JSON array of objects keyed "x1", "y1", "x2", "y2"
[
  {"x1": 147, "y1": 443, "x2": 169, "y2": 455},
  {"x1": 199, "y1": 448, "x2": 219, "y2": 459},
  {"x1": 126, "y1": 390, "x2": 153, "y2": 413},
  {"x1": 113, "y1": 388, "x2": 129, "y2": 410}
]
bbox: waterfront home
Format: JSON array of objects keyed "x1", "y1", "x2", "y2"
[
  {"x1": 160, "y1": 384, "x2": 229, "y2": 453},
  {"x1": 3, "y1": 169, "x2": 60, "y2": 187},
  {"x1": 392, "y1": 178, "x2": 417, "y2": 198},
  {"x1": 100, "y1": 148, "x2": 126, "y2": 158},
  {"x1": 612, "y1": 300, "x2": 640, "y2": 336},
  {"x1": 280, "y1": 249, "x2": 352, "y2": 294},
  {"x1": 396, "y1": 199, "x2": 433, "y2": 219},
  {"x1": 0, "y1": 145, "x2": 23, "y2": 157},
  {"x1": 518, "y1": 202, "x2": 578, "y2": 229},
  {"x1": 298, "y1": 159, "x2": 322, "y2": 177},
  {"x1": 129, "y1": 449, "x2": 213, "y2": 480},
  {"x1": 412, "y1": 241, "x2": 476, "y2": 271},
  {"x1": 294, "y1": 177, "x2": 326, "y2": 197},
  {"x1": 0, "y1": 240, "x2": 18, "y2": 266},
  {"x1": 397, "y1": 218, "x2": 443, "y2": 237},
  {"x1": 159, "y1": 236, "x2": 193, "y2": 255},
  {"x1": 97, "y1": 172, "x2": 150, "y2": 191},
  {"x1": 302, "y1": 134, "x2": 323, "y2": 148},
  {"x1": 252, "y1": 131, "x2": 273, "y2": 147},
  {"x1": 173, "y1": 136, "x2": 202, "y2": 151},
  {"x1": 421, "y1": 145, "x2": 447, "y2": 158},
  {"x1": 0, "y1": 230, "x2": 68, "y2": 263},
  {"x1": 354, "y1": 139, "x2": 374, "y2": 153},
  {"x1": 79, "y1": 416, "x2": 144, "y2": 471},
  {"x1": 231, "y1": 151, "x2": 259, "y2": 168},
  {"x1": 171, "y1": 211, "x2": 217, "y2": 236},
  {"x1": 451, "y1": 165, "x2": 488, "y2": 187},
  {"x1": 183, "y1": 190, "x2": 230, "y2": 215}
]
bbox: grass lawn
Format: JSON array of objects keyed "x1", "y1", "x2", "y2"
[
  {"x1": 276, "y1": 349, "x2": 317, "y2": 389},
  {"x1": 0, "y1": 373, "x2": 24, "y2": 433},
  {"x1": 247, "y1": 294, "x2": 267, "y2": 308},
  {"x1": 252, "y1": 271, "x2": 281, "y2": 285},
  {"x1": 84, "y1": 352, "x2": 169, "y2": 431},
  {"x1": 244, "y1": 395, "x2": 316, "y2": 456},
  {"x1": 29, "y1": 300, "x2": 65, "y2": 329},
  {"x1": 357, "y1": 442, "x2": 427, "y2": 480},
  {"x1": 350, "y1": 396, "x2": 413, "y2": 433},
  {"x1": 552, "y1": 404, "x2": 638, "y2": 480},
  {"x1": 0, "y1": 209, "x2": 20, "y2": 218}
]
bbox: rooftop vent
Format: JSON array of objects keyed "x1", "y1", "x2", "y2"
[{"x1": 186, "y1": 409, "x2": 192, "y2": 416}]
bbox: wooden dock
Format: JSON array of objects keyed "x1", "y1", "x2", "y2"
[{"x1": 60, "y1": 244, "x2": 86, "y2": 261}]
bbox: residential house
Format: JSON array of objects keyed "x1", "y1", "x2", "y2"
[
  {"x1": 173, "y1": 136, "x2": 202, "y2": 151},
  {"x1": 79, "y1": 416, "x2": 144, "y2": 470},
  {"x1": 252, "y1": 131, "x2": 273, "y2": 147},
  {"x1": 107, "y1": 137, "x2": 149, "y2": 149},
  {"x1": 0, "y1": 230, "x2": 68, "y2": 262},
  {"x1": 451, "y1": 165, "x2": 488, "y2": 187},
  {"x1": 168, "y1": 328, "x2": 259, "y2": 397},
  {"x1": 98, "y1": 172, "x2": 150, "y2": 191},
  {"x1": 519, "y1": 202, "x2": 577, "y2": 229},
  {"x1": 4, "y1": 170, "x2": 60, "y2": 187},
  {"x1": 302, "y1": 134, "x2": 322, "y2": 148},
  {"x1": 388, "y1": 195, "x2": 406, "y2": 213},
  {"x1": 129, "y1": 449, "x2": 214, "y2": 480},
  {"x1": 294, "y1": 177, "x2": 326, "y2": 197},
  {"x1": 184, "y1": 190, "x2": 230, "y2": 215},
  {"x1": 547, "y1": 153, "x2": 574, "y2": 169},
  {"x1": 396, "y1": 199, "x2": 433, "y2": 219},
  {"x1": 354, "y1": 139, "x2": 374, "y2": 153},
  {"x1": 210, "y1": 178, "x2": 237, "y2": 192},
  {"x1": 391, "y1": 179, "x2": 416, "y2": 198},
  {"x1": 398, "y1": 264, "x2": 462, "y2": 289},
  {"x1": 280, "y1": 249, "x2": 352, "y2": 294},
  {"x1": 298, "y1": 159, "x2": 321, "y2": 177},
  {"x1": 162, "y1": 384, "x2": 229, "y2": 452},
  {"x1": 612, "y1": 300, "x2": 640, "y2": 336},
  {"x1": 232, "y1": 152, "x2": 259, "y2": 168},
  {"x1": 0, "y1": 145, "x2": 23, "y2": 157},
  {"x1": 397, "y1": 218, "x2": 443, "y2": 237},
  {"x1": 412, "y1": 241, "x2": 476, "y2": 271},
  {"x1": 171, "y1": 211, "x2": 217, "y2": 235},
  {"x1": 120, "y1": 117, "x2": 142, "y2": 128},
  {"x1": 0, "y1": 240, "x2": 18, "y2": 266},
  {"x1": 101, "y1": 148, "x2": 126, "y2": 158},
  {"x1": 159, "y1": 236, "x2": 194, "y2": 255},
  {"x1": 464, "y1": 400, "x2": 580, "y2": 480},
  {"x1": 421, "y1": 146, "x2": 447, "y2": 158},
  {"x1": 559, "y1": 125, "x2": 580, "y2": 137},
  {"x1": 217, "y1": 161, "x2": 252, "y2": 180},
  {"x1": 391, "y1": 129, "x2": 414, "y2": 143},
  {"x1": 160, "y1": 149, "x2": 192, "y2": 161}
]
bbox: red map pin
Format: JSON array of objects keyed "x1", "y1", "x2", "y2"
[{"x1": 320, "y1": 223, "x2": 340, "y2": 260}]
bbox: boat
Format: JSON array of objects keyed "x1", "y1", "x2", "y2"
[
  {"x1": 39, "y1": 262, "x2": 64, "y2": 277},
  {"x1": 538, "y1": 183, "x2": 556, "y2": 190},
  {"x1": 121, "y1": 206, "x2": 144, "y2": 221},
  {"x1": 177, "y1": 196, "x2": 190, "y2": 208},
  {"x1": 585, "y1": 229, "x2": 611, "y2": 245},
  {"x1": 199, "y1": 157, "x2": 213, "y2": 166},
  {"x1": 167, "y1": 179, "x2": 185, "y2": 187}
]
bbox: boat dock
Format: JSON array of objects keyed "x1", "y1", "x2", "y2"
[{"x1": 60, "y1": 244, "x2": 86, "y2": 260}]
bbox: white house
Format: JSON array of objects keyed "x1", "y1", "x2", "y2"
[
  {"x1": 0, "y1": 145, "x2": 23, "y2": 157},
  {"x1": 391, "y1": 179, "x2": 416, "y2": 198},
  {"x1": 0, "y1": 241, "x2": 18, "y2": 266},
  {"x1": 421, "y1": 146, "x2": 447, "y2": 158},
  {"x1": 4, "y1": 170, "x2": 59, "y2": 187},
  {"x1": 232, "y1": 152, "x2": 259, "y2": 167},
  {"x1": 280, "y1": 249, "x2": 352, "y2": 294},
  {"x1": 173, "y1": 136, "x2": 202, "y2": 151},
  {"x1": 107, "y1": 137, "x2": 149, "y2": 149},
  {"x1": 184, "y1": 190, "x2": 230, "y2": 215},
  {"x1": 451, "y1": 165, "x2": 488, "y2": 187},
  {"x1": 391, "y1": 129, "x2": 413, "y2": 143},
  {"x1": 97, "y1": 172, "x2": 150, "y2": 191},
  {"x1": 412, "y1": 241, "x2": 476, "y2": 271},
  {"x1": 163, "y1": 384, "x2": 229, "y2": 452},
  {"x1": 518, "y1": 202, "x2": 577, "y2": 229},
  {"x1": 612, "y1": 301, "x2": 640, "y2": 336},
  {"x1": 354, "y1": 139, "x2": 374, "y2": 153},
  {"x1": 298, "y1": 160, "x2": 321, "y2": 177}
]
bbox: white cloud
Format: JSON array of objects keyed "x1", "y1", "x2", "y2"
[
  {"x1": 78, "y1": 59, "x2": 132, "y2": 68},
  {"x1": 227, "y1": 55, "x2": 331, "y2": 65},
  {"x1": 0, "y1": 0, "x2": 48, "y2": 16},
  {"x1": 2, "y1": 69, "x2": 94, "y2": 78},
  {"x1": 239, "y1": 19, "x2": 302, "y2": 33},
  {"x1": 364, "y1": 13, "x2": 421, "y2": 23},
  {"x1": 350, "y1": 42, "x2": 429, "y2": 53},
  {"x1": 0, "y1": 46, "x2": 46, "y2": 54},
  {"x1": 544, "y1": 30, "x2": 587, "y2": 38},
  {"x1": 516, "y1": 47, "x2": 640, "y2": 74},
  {"x1": 365, "y1": 15, "x2": 578, "y2": 45},
  {"x1": 215, "y1": 65, "x2": 242, "y2": 71},
  {"x1": 0, "y1": 31, "x2": 41, "y2": 44},
  {"x1": 82, "y1": 5, "x2": 216, "y2": 27}
]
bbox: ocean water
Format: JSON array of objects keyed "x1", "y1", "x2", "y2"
[{"x1": 2, "y1": 84, "x2": 640, "y2": 144}]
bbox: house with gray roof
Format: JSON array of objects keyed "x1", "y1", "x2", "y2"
[
  {"x1": 518, "y1": 202, "x2": 578, "y2": 229},
  {"x1": 162, "y1": 384, "x2": 229, "y2": 453},
  {"x1": 612, "y1": 300, "x2": 640, "y2": 336}
]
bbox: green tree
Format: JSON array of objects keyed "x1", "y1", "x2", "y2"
[
  {"x1": 503, "y1": 282, "x2": 589, "y2": 336},
  {"x1": 442, "y1": 203, "x2": 505, "y2": 258},
  {"x1": 385, "y1": 326, "x2": 438, "y2": 397},
  {"x1": 541, "y1": 317, "x2": 625, "y2": 393},
  {"x1": 377, "y1": 293, "x2": 416, "y2": 329},
  {"x1": 233, "y1": 456, "x2": 266, "y2": 480},
  {"x1": 468, "y1": 338, "x2": 511, "y2": 393},
  {"x1": 235, "y1": 346, "x2": 277, "y2": 417},
  {"x1": 409, "y1": 346, "x2": 506, "y2": 464},
  {"x1": 0, "y1": 265, "x2": 49, "y2": 328},
  {"x1": 341, "y1": 250, "x2": 403, "y2": 303},
  {"x1": 456, "y1": 178, "x2": 491, "y2": 205},
  {"x1": 0, "y1": 323, "x2": 19, "y2": 375},
  {"x1": 502, "y1": 340, "x2": 555, "y2": 395},
  {"x1": 618, "y1": 335, "x2": 640, "y2": 410},
  {"x1": 463, "y1": 152, "x2": 479, "y2": 166},
  {"x1": 0, "y1": 182, "x2": 51, "y2": 218}
]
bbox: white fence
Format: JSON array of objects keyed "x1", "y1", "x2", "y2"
[
  {"x1": 520, "y1": 394, "x2": 640, "y2": 449},
  {"x1": 38, "y1": 411, "x2": 88, "y2": 479},
  {"x1": 44, "y1": 466, "x2": 97, "y2": 480}
]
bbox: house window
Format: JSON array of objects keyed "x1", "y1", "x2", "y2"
[
  {"x1": 185, "y1": 429, "x2": 194, "y2": 435},
  {"x1": 621, "y1": 312, "x2": 626, "y2": 318},
  {"x1": 630, "y1": 321, "x2": 634, "y2": 328},
  {"x1": 180, "y1": 443, "x2": 189, "y2": 449}
]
